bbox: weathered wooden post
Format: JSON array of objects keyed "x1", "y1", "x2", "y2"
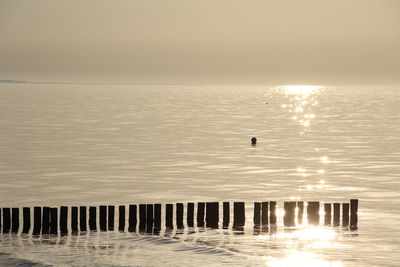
[
  {"x1": 233, "y1": 202, "x2": 245, "y2": 230},
  {"x1": 2, "y1": 208, "x2": 11, "y2": 233},
  {"x1": 206, "y1": 202, "x2": 219, "y2": 228},
  {"x1": 261, "y1": 202, "x2": 269, "y2": 230},
  {"x1": 223, "y1": 202, "x2": 230, "y2": 229},
  {"x1": 33, "y1": 207, "x2": 41, "y2": 235},
  {"x1": 253, "y1": 202, "x2": 261, "y2": 227},
  {"x1": 128, "y1": 204, "x2": 137, "y2": 232},
  {"x1": 333, "y1": 203, "x2": 340, "y2": 226},
  {"x1": 270, "y1": 201, "x2": 277, "y2": 226},
  {"x1": 139, "y1": 204, "x2": 146, "y2": 232},
  {"x1": 11, "y1": 208, "x2": 19, "y2": 233},
  {"x1": 108, "y1": 206, "x2": 115, "y2": 231},
  {"x1": 166, "y1": 204, "x2": 173, "y2": 229},
  {"x1": 100, "y1": 205, "x2": 107, "y2": 231},
  {"x1": 80, "y1": 206, "x2": 87, "y2": 232},
  {"x1": 22, "y1": 207, "x2": 31, "y2": 234},
  {"x1": 283, "y1": 202, "x2": 296, "y2": 227},
  {"x1": 60, "y1": 206, "x2": 68, "y2": 234},
  {"x1": 350, "y1": 199, "x2": 358, "y2": 230},
  {"x1": 187, "y1": 203, "x2": 194, "y2": 227},
  {"x1": 118, "y1": 205, "x2": 125, "y2": 231},
  {"x1": 42, "y1": 207, "x2": 50, "y2": 234},
  {"x1": 89, "y1": 207, "x2": 96, "y2": 231},
  {"x1": 297, "y1": 201, "x2": 304, "y2": 225},
  {"x1": 50, "y1": 208, "x2": 58, "y2": 234},
  {"x1": 324, "y1": 203, "x2": 332, "y2": 226},
  {"x1": 146, "y1": 204, "x2": 154, "y2": 232},
  {"x1": 176, "y1": 203, "x2": 184, "y2": 229},
  {"x1": 71, "y1": 206, "x2": 78, "y2": 232},
  {"x1": 197, "y1": 202, "x2": 205, "y2": 227},
  {"x1": 154, "y1": 204, "x2": 161, "y2": 232},
  {"x1": 342, "y1": 203, "x2": 349, "y2": 227},
  {"x1": 0, "y1": 209, "x2": 1, "y2": 231},
  {"x1": 307, "y1": 202, "x2": 320, "y2": 225}
]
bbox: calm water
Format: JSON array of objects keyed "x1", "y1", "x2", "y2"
[{"x1": 0, "y1": 84, "x2": 399, "y2": 266}]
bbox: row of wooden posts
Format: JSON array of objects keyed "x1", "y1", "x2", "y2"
[{"x1": 0, "y1": 199, "x2": 358, "y2": 235}]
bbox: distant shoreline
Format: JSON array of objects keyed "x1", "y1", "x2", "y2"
[{"x1": 0, "y1": 79, "x2": 27, "y2": 84}]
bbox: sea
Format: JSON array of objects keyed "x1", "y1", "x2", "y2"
[{"x1": 0, "y1": 83, "x2": 399, "y2": 266}]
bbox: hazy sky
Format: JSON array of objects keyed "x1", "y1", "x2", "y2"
[{"x1": 0, "y1": 0, "x2": 399, "y2": 85}]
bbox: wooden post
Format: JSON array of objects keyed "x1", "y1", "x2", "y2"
[
  {"x1": 297, "y1": 201, "x2": 304, "y2": 225},
  {"x1": 108, "y1": 206, "x2": 115, "y2": 231},
  {"x1": 283, "y1": 202, "x2": 296, "y2": 227},
  {"x1": 213, "y1": 202, "x2": 219, "y2": 228},
  {"x1": 128, "y1": 204, "x2": 137, "y2": 232},
  {"x1": 60, "y1": 206, "x2": 68, "y2": 234},
  {"x1": 350, "y1": 199, "x2": 358, "y2": 230},
  {"x1": 176, "y1": 203, "x2": 184, "y2": 229},
  {"x1": 89, "y1": 207, "x2": 96, "y2": 231},
  {"x1": 253, "y1": 202, "x2": 261, "y2": 227},
  {"x1": 146, "y1": 204, "x2": 154, "y2": 232},
  {"x1": 22, "y1": 207, "x2": 30, "y2": 234},
  {"x1": 0, "y1": 208, "x2": 1, "y2": 231},
  {"x1": 205, "y1": 202, "x2": 212, "y2": 228},
  {"x1": 33, "y1": 207, "x2": 41, "y2": 235},
  {"x1": 32, "y1": 207, "x2": 42, "y2": 235},
  {"x1": 118, "y1": 205, "x2": 125, "y2": 231},
  {"x1": 2, "y1": 208, "x2": 11, "y2": 233},
  {"x1": 333, "y1": 203, "x2": 340, "y2": 226},
  {"x1": 342, "y1": 203, "x2": 349, "y2": 227},
  {"x1": 11, "y1": 208, "x2": 19, "y2": 233},
  {"x1": 206, "y1": 202, "x2": 219, "y2": 228},
  {"x1": 166, "y1": 204, "x2": 173, "y2": 229},
  {"x1": 270, "y1": 201, "x2": 277, "y2": 226},
  {"x1": 205, "y1": 202, "x2": 213, "y2": 228},
  {"x1": 187, "y1": 203, "x2": 194, "y2": 227},
  {"x1": 42, "y1": 207, "x2": 50, "y2": 234},
  {"x1": 233, "y1": 202, "x2": 245, "y2": 230},
  {"x1": 100, "y1": 205, "x2": 107, "y2": 231},
  {"x1": 154, "y1": 204, "x2": 161, "y2": 232},
  {"x1": 223, "y1": 202, "x2": 230, "y2": 229},
  {"x1": 324, "y1": 203, "x2": 332, "y2": 226},
  {"x1": 71, "y1": 207, "x2": 78, "y2": 232},
  {"x1": 261, "y1": 202, "x2": 269, "y2": 230},
  {"x1": 307, "y1": 202, "x2": 320, "y2": 225},
  {"x1": 50, "y1": 208, "x2": 58, "y2": 234},
  {"x1": 139, "y1": 204, "x2": 146, "y2": 231},
  {"x1": 80, "y1": 206, "x2": 87, "y2": 232},
  {"x1": 197, "y1": 202, "x2": 205, "y2": 227}
]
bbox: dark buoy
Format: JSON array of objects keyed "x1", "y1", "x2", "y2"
[{"x1": 251, "y1": 137, "x2": 257, "y2": 145}]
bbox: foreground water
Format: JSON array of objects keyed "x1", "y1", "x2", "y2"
[{"x1": 0, "y1": 84, "x2": 399, "y2": 266}]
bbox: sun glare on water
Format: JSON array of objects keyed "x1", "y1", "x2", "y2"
[
  {"x1": 260, "y1": 226, "x2": 342, "y2": 267},
  {"x1": 278, "y1": 85, "x2": 323, "y2": 98},
  {"x1": 264, "y1": 251, "x2": 343, "y2": 267}
]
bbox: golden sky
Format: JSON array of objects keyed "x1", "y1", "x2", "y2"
[{"x1": 0, "y1": 0, "x2": 399, "y2": 84}]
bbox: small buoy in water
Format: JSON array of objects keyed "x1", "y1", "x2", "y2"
[{"x1": 251, "y1": 137, "x2": 257, "y2": 145}]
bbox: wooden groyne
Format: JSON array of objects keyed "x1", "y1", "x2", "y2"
[{"x1": 0, "y1": 199, "x2": 358, "y2": 235}]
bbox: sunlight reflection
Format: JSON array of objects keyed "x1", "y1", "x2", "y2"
[
  {"x1": 320, "y1": 156, "x2": 331, "y2": 164},
  {"x1": 279, "y1": 85, "x2": 323, "y2": 98},
  {"x1": 265, "y1": 251, "x2": 343, "y2": 267},
  {"x1": 264, "y1": 226, "x2": 337, "y2": 241},
  {"x1": 278, "y1": 85, "x2": 322, "y2": 129}
]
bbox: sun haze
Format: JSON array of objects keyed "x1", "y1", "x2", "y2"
[{"x1": 0, "y1": 0, "x2": 399, "y2": 85}]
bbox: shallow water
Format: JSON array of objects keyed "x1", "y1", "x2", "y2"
[{"x1": 0, "y1": 84, "x2": 399, "y2": 266}]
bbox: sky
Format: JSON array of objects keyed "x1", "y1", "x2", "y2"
[{"x1": 0, "y1": 0, "x2": 399, "y2": 85}]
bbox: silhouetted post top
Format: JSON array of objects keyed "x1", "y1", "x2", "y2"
[{"x1": 251, "y1": 137, "x2": 257, "y2": 145}]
